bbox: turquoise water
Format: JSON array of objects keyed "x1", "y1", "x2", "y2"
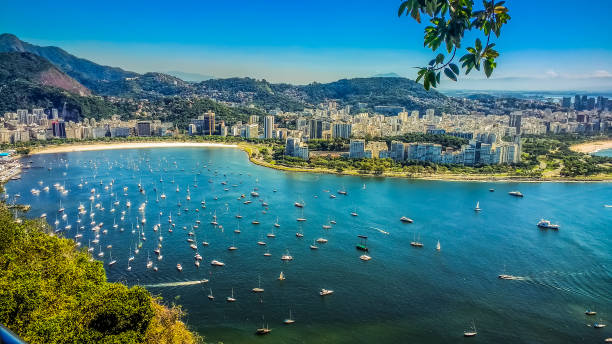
[
  {"x1": 6, "y1": 147, "x2": 612, "y2": 343},
  {"x1": 594, "y1": 148, "x2": 612, "y2": 157}
]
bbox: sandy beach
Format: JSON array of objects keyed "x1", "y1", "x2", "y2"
[
  {"x1": 570, "y1": 140, "x2": 612, "y2": 154},
  {"x1": 31, "y1": 142, "x2": 238, "y2": 155}
]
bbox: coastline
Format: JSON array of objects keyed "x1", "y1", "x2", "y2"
[
  {"x1": 9, "y1": 139, "x2": 612, "y2": 183},
  {"x1": 247, "y1": 151, "x2": 612, "y2": 183},
  {"x1": 570, "y1": 139, "x2": 612, "y2": 154},
  {"x1": 30, "y1": 141, "x2": 238, "y2": 155}
]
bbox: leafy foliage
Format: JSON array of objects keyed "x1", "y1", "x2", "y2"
[
  {"x1": 399, "y1": 0, "x2": 510, "y2": 89},
  {"x1": 0, "y1": 203, "x2": 201, "y2": 344}
]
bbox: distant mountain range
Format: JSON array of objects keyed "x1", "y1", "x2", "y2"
[
  {"x1": 372, "y1": 72, "x2": 402, "y2": 78},
  {"x1": 0, "y1": 33, "x2": 464, "y2": 115},
  {"x1": 166, "y1": 71, "x2": 214, "y2": 82}
]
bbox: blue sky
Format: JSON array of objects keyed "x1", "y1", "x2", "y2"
[{"x1": 1, "y1": 0, "x2": 612, "y2": 90}]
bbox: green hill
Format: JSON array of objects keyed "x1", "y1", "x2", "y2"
[{"x1": 0, "y1": 201, "x2": 200, "y2": 344}]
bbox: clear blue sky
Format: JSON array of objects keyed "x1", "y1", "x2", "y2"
[{"x1": 1, "y1": 0, "x2": 611, "y2": 90}]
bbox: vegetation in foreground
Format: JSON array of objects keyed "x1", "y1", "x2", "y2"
[{"x1": 0, "y1": 202, "x2": 202, "y2": 344}]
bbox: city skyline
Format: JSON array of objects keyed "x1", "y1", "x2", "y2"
[{"x1": 2, "y1": 0, "x2": 611, "y2": 90}]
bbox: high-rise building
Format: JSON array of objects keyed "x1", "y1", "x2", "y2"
[
  {"x1": 189, "y1": 111, "x2": 216, "y2": 135},
  {"x1": 332, "y1": 123, "x2": 352, "y2": 139},
  {"x1": 349, "y1": 139, "x2": 366, "y2": 159},
  {"x1": 249, "y1": 115, "x2": 259, "y2": 124},
  {"x1": 245, "y1": 124, "x2": 258, "y2": 138},
  {"x1": 264, "y1": 115, "x2": 274, "y2": 139},
  {"x1": 51, "y1": 120, "x2": 66, "y2": 138},
  {"x1": 309, "y1": 119, "x2": 323, "y2": 139},
  {"x1": 508, "y1": 112, "x2": 522, "y2": 134},
  {"x1": 574, "y1": 95, "x2": 581, "y2": 110},
  {"x1": 390, "y1": 141, "x2": 405, "y2": 161},
  {"x1": 561, "y1": 97, "x2": 571, "y2": 108},
  {"x1": 137, "y1": 121, "x2": 152, "y2": 136}
]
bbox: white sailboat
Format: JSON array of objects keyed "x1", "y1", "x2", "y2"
[
  {"x1": 284, "y1": 310, "x2": 295, "y2": 324},
  {"x1": 252, "y1": 276, "x2": 264, "y2": 293},
  {"x1": 436, "y1": 240, "x2": 441, "y2": 251},
  {"x1": 474, "y1": 201, "x2": 481, "y2": 212},
  {"x1": 226, "y1": 288, "x2": 236, "y2": 302}
]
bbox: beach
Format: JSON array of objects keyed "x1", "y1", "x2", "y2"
[
  {"x1": 31, "y1": 142, "x2": 238, "y2": 155},
  {"x1": 570, "y1": 139, "x2": 612, "y2": 153}
]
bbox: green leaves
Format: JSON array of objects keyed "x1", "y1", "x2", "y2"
[
  {"x1": 399, "y1": 0, "x2": 509, "y2": 89},
  {"x1": 444, "y1": 68, "x2": 458, "y2": 81}
]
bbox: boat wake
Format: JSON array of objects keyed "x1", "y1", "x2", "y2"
[
  {"x1": 522, "y1": 267, "x2": 612, "y2": 302},
  {"x1": 143, "y1": 280, "x2": 209, "y2": 288},
  {"x1": 370, "y1": 227, "x2": 389, "y2": 235}
]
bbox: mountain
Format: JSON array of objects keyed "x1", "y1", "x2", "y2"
[
  {"x1": 194, "y1": 76, "x2": 454, "y2": 113},
  {"x1": 0, "y1": 33, "x2": 138, "y2": 88},
  {"x1": 166, "y1": 70, "x2": 214, "y2": 82},
  {"x1": 372, "y1": 72, "x2": 402, "y2": 78},
  {"x1": 0, "y1": 33, "x2": 465, "y2": 114},
  {"x1": 90, "y1": 72, "x2": 193, "y2": 98},
  {"x1": 0, "y1": 52, "x2": 90, "y2": 96}
]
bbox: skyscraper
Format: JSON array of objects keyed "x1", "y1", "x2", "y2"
[
  {"x1": 508, "y1": 112, "x2": 522, "y2": 134},
  {"x1": 264, "y1": 115, "x2": 274, "y2": 139},
  {"x1": 137, "y1": 121, "x2": 152, "y2": 136},
  {"x1": 332, "y1": 123, "x2": 352, "y2": 139},
  {"x1": 308, "y1": 119, "x2": 323, "y2": 139},
  {"x1": 574, "y1": 95, "x2": 581, "y2": 110},
  {"x1": 52, "y1": 120, "x2": 66, "y2": 138},
  {"x1": 561, "y1": 97, "x2": 571, "y2": 108}
]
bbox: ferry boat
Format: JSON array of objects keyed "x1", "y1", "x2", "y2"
[
  {"x1": 509, "y1": 191, "x2": 524, "y2": 197},
  {"x1": 536, "y1": 219, "x2": 560, "y2": 229}
]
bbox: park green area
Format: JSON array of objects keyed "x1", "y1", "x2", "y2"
[
  {"x1": 0, "y1": 195, "x2": 203, "y2": 344},
  {"x1": 7, "y1": 133, "x2": 612, "y2": 181}
]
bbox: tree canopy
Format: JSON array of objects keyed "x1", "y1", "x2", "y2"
[{"x1": 398, "y1": 0, "x2": 510, "y2": 89}]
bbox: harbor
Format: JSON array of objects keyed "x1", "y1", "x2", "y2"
[{"x1": 4, "y1": 146, "x2": 611, "y2": 343}]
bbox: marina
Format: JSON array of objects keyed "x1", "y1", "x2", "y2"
[{"x1": 4, "y1": 146, "x2": 612, "y2": 343}]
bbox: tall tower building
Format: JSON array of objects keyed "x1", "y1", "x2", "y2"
[{"x1": 264, "y1": 115, "x2": 274, "y2": 139}]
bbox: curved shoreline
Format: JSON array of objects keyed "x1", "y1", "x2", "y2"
[
  {"x1": 570, "y1": 140, "x2": 612, "y2": 154},
  {"x1": 247, "y1": 154, "x2": 612, "y2": 183},
  {"x1": 13, "y1": 140, "x2": 612, "y2": 183},
  {"x1": 30, "y1": 141, "x2": 238, "y2": 155}
]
